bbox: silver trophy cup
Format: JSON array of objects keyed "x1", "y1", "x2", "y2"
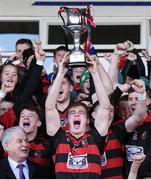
[{"x1": 58, "y1": 7, "x2": 88, "y2": 67}]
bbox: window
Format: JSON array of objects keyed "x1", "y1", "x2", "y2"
[
  {"x1": 41, "y1": 17, "x2": 147, "y2": 50},
  {"x1": 0, "y1": 20, "x2": 39, "y2": 52},
  {"x1": 91, "y1": 25, "x2": 140, "y2": 44}
]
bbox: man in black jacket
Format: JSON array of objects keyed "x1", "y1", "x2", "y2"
[{"x1": 0, "y1": 126, "x2": 51, "y2": 179}]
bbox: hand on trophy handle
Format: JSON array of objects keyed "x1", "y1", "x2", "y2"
[{"x1": 59, "y1": 52, "x2": 70, "y2": 75}]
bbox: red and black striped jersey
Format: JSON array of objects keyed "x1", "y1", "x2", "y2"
[
  {"x1": 58, "y1": 108, "x2": 69, "y2": 132},
  {"x1": 51, "y1": 127, "x2": 106, "y2": 179},
  {"x1": 0, "y1": 108, "x2": 17, "y2": 129},
  {"x1": 28, "y1": 136, "x2": 55, "y2": 178},
  {"x1": 125, "y1": 114, "x2": 151, "y2": 179},
  {"x1": 28, "y1": 136, "x2": 53, "y2": 167},
  {"x1": 101, "y1": 121, "x2": 128, "y2": 179}
]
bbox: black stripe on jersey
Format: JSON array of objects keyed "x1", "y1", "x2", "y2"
[
  {"x1": 106, "y1": 149, "x2": 124, "y2": 159},
  {"x1": 55, "y1": 153, "x2": 101, "y2": 164},
  {"x1": 57, "y1": 172, "x2": 100, "y2": 179},
  {"x1": 101, "y1": 167, "x2": 123, "y2": 178}
]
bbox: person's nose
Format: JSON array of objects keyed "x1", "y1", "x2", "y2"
[
  {"x1": 74, "y1": 112, "x2": 80, "y2": 117},
  {"x1": 7, "y1": 74, "x2": 13, "y2": 79},
  {"x1": 23, "y1": 116, "x2": 30, "y2": 120},
  {"x1": 22, "y1": 140, "x2": 28, "y2": 147},
  {"x1": 132, "y1": 98, "x2": 137, "y2": 105}
]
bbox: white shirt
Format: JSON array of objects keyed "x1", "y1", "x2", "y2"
[{"x1": 8, "y1": 157, "x2": 29, "y2": 179}]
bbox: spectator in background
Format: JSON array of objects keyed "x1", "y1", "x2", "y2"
[
  {"x1": 71, "y1": 69, "x2": 92, "y2": 105},
  {"x1": 121, "y1": 40, "x2": 147, "y2": 83},
  {"x1": 18, "y1": 102, "x2": 55, "y2": 177},
  {"x1": 70, "y1": 66, "x2": 86, "y2": 101},
  {"x1": 47, "y1": 52, "x2": 73, "y2": 132},
  {"x1": 124, "y1": 82, "x2": 151, "y2": 178},
  {"x1": 98, "y1": 79, "x2": 147, "y2": 179},
  {"x1": 0, "y1": 126, "x2": 51, "y2": 179},
  {"x1": 7, "y1": 38, "x2": 33, "y2": 67},
  {"x1": 117, "y1": 94, "x2": 131, "y2": 120},
  {"x1": 47, "y1": 45, "x2": 68, "y2": 82},
  {"x1": 141, "y1": 49, "x2": 151, "y2": 88}
]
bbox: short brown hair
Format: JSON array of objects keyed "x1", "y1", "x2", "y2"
[{"x1": 67, "y1": 101, "x2": 90, "y2": 119}]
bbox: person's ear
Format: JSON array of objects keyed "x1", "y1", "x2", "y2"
[
  {"x1": 3, "y1": 143, "x2": 9, "y2": 151},
  {"x1": 70, "y1": 84, "x2": 73, "y2": 92},
  {"x1": 37, "y1": 119, "x2": 42, "y2": 127},
  {"x1": 91, "y1": 111, "x2": 96, "y2": 119},
  {"x1": 145, "y1": 98, "x2": 151, "y2": 106}
]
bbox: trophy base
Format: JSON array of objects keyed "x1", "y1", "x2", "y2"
[
  {"x1": 68, "y1": 62, "x2": 86, "y2": 67},
  {"x1": 68, "y1": 53, "x2": 86, "y2": 67}
]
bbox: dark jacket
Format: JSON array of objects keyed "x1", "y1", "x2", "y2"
[{"x1": 0, "y1": 158, "x2": 52, "y2": 179}]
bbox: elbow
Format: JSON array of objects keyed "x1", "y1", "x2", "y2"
[{"x1": 45, "y1": 101, "x2": 55, "y2": 110}]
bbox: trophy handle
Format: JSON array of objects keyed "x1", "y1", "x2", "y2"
[{"x1": 58, "y1": 6, "x2": 69, "y2": 31}]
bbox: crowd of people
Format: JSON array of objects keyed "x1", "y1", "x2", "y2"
[{"x1": 0, "y1": 38, "x2": 150, "y2": 179}]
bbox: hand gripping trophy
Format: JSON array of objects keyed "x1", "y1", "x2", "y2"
[{"x1": 58, "y1": 5, "x2": 96, "y2": 67}]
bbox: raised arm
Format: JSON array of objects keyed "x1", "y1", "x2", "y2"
[
  {"x1": 13, "y1": 40, "x2": 45, "y2": 117},
  {"x1": 45, "y1": 52, "x2": 69, "y2": 136},
  {"x1": 126, "y1": 40, "x2": 146, "y2": 78},
  {"x1": 87, "y1": 53, "x2": 111, "y2": 136},
  {"x1": 125, "y1": 79, "x2": 147, "y2": 132},
  {"x1": 141, "y1": 49, "x2": 151, "y2": 80},
  {"x1": 128, "y1": 154, "x2": 146, "y2": 179},
  {"x1": 95, "y1": 56, "x2": 114, "y2": 95},
  {"x1": 108, "y1": 43, "x2": 126, "y2": 88}
]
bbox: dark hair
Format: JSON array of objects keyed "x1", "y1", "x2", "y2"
[
  {"x1": 128, "y1": 86, "x2": 151, "y2": 98},
  {"x1": 0, "y1": 62, "x2": 18, "y2": 77},
  {"x1": 120, "y1": 94, "x2": 128, "y2": 101},
  {"x1": 64, "y1": 73, "x2": 73, "y2": 85},
  {"x1": 53, "y1": 46, "x2": 68, "y2": 57},
  {"x1": 15, "y1": 38, "x2": 33, "y2": 49},
  {"x1": 51, "y1": 72, "x2": 73, "y2": 85},
  {"x1": 67, "y1": 101, "x2": 90, "y2": 119},
  {"x1": 128, "y1": 86, "x2": 135, "y2": 94},
  {"x1": 146, "y1": 87, "x2": 151, "y2": 98},
  {"x1": 20, "y1": 101, "x2": 42, "y2": 120}
]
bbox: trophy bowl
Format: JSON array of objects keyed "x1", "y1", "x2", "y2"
[{"x1": 58, "y1": 7, "x2": 88, "y2": 67}]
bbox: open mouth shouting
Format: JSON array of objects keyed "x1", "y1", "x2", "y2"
[
  {"x1": 5, "y1": 79, "x2": 14, "y2": 87},
  {"x1": 131, "y1": 107, "x2": 136, "y2": 112},
  {"x1": 21, "y1": 121, "x2": 31, "y2": 130},
  {"x1": 23, "y1": 122, "x2": 30, "y2": 128},
  {"x1": 76, "y1": 75, "x2": 81, "y2": 80},
  {"x1": 73, "y1": 120, "x2": 81, "y2": 129},
  {"x1": 59, "y1": 90, "x2": 63, "y2": 95},
  {"x1": 58, "y1": 90, "x2": 64, "y2": 98}
]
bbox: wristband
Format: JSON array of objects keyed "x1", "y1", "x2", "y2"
[
  {"x1": 36, "y1": 60, "x2": 44, "y2": 66},
  {"x1": 137, "y1": 92, "x2": 146, "y2": 101},
  {"x1": 0, "y1": 90, "x2": 6, "y2": 99}
]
